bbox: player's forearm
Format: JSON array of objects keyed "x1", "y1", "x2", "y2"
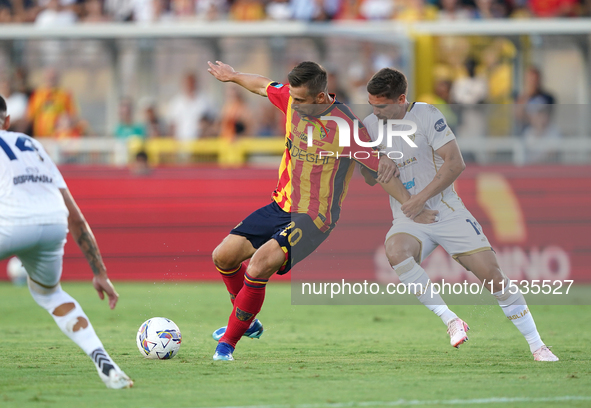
[
  {"x1": 69, "y1": 220, "x2": 107, "y2": 276},
  {"x1": 417, "y1": 158, "x2": 464, "y2": 202},
  {"x1": 229, "y1": 72, "x2": 272, "y2": 96},
  {"x1": 378, "y1": 176, "x2": 411, "y2": 204},
  {"x1": 60, "y1": 189, "x2": 107, "y2": 276}
]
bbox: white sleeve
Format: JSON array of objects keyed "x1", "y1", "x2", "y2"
[
  {"x1": 424, "y1": 105, "x2": 456, "y2": 151},
  {"x1": 33, "y1": 139, "x2": 68, "y2": 189}
]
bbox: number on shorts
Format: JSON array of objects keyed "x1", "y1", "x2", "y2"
[{"x1": 466, "y1": 219, "x2": 481, "y2": 235}]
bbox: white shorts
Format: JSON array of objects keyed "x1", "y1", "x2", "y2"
[
  {"x1": 385, "y1": 208, "x2": 492, "y2": 263},
  {"x1": 0, "y1": 224, "x2": 68, "y2": 287}
]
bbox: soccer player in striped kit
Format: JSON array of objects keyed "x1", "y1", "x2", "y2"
[
  {"x1": 0, "y1": 96, "x2": 134, "y2": 387},
  {"x1": 207, "y1": 60, "x2": 439, "y2": 361}
]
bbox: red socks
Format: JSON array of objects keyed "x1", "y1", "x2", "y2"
[
  {"x1": 220, "y1": 272, "x2": 267, "y2": 348},
  {"x1": 217, "y1": 264, "x2": 245, "y2": 304}
]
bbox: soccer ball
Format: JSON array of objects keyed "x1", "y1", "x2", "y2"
[
  {"x1": 7, "y1": 257, "x2": 28, "y2": 286},
  {"x1": 136, "y1": 317, "x2": 182, "y2": 359}
]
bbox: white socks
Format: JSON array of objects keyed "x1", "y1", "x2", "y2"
[
  {"x1": 493, "y1": 279, "x2": 544, "y2": 353},
  {"x1": 28, "y1": 278, "x2": 118, "y2": 375},
  {"x1": 394, "y1": 257, "x2": 458, "y2": 325}
]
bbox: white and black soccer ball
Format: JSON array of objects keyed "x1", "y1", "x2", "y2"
[{"x1": 136, "y1": 317, "x2": 182, "y2": 359}]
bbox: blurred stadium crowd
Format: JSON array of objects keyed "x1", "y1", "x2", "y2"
[{"x1": 0, "y1": 0, "x2": 590, "y2": 24}]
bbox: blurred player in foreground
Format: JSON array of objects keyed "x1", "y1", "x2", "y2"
[
  {"x1": 207, "y1": 60, "x2": 437, "y2": 361},
  {"x1": 361, "y1": 68, "x2": 558, "y2": 361},
  {"x1": 0, "y1": 96, "x2": 134, "y2": 387}
]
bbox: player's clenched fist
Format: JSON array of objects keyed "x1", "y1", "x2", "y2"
[{"x1": 207, "y1": 61, "x2": 237, "y2": 82}]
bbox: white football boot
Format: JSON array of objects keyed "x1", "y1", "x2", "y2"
[
  {"x1": 533, "y1": 346, "x2": 559, "y2": 362},
  {"x1": 447, "y1": 318, "x2": 470, "y2": 348},
  {"x1": 100, "y1": 368, "x2": 134, "y2": 389}
]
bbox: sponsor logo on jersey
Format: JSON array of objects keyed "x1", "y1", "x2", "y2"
[
  {"x1": 397, "y1": 156, "x2": 418, "y2": 169},
  {"x1": 13, "y1": 174, "x2": 53, "y2": 185},
  {"x1": 271, "y1": 82, "x2": 284, "y2": 89},
  {"x1": 434, "y1": 118, "x2": 447, "y2": 132},
  {"x1": 403, "y1": 178, "x2": 415, "y2": 190}
]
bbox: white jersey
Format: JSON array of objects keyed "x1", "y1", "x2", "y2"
[
  {"x1": 0, "y1": 130, "x2": 68, "y2": 226},
  {"x1": 363, "y1": 102, "x2": 464, "y2": 222}
]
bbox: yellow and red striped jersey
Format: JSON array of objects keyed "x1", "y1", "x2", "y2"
[{"x1": 267, "y1": 82, "x2": 380, "y2": 232}]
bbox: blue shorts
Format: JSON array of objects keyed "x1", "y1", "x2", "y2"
[{"x1": 230, "y1": 201, "x2": 331, "y2": 275}]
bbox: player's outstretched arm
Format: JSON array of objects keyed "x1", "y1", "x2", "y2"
[
  {"x1": 60, "y1": 188, "x2": 119, "y2": 309},
  {"x1": 401, "y1": 140, "x2": 465, "y2": 220},
  {"x1": 207, "y1": 61, "x2": 272, "y2": 97}
]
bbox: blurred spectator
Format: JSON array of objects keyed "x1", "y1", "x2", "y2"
[
  {"x1": 54, "y1": 112, "x2": 86, "y2": 138},
  {"x1": 130, "y1": 151, "x2": 153, "y2": 176},
  {"x1": 256, "y1": 103, "x2": 282, "y2": 137},
  {"x1": 105, "y1": 0, "x2": 134, "y2": 21},
  {"x1": 396, "y1": 0, "x2": 438, "y2": 21},
  {"x1": 326, "y1": 68, "x2": 350, "y2": 104},
  {"x1": 82, "y1": 0, "x2": 111, "y2": 22},
  {"x1": 114, "y1": 97, "x2": 147, "y2": 139},
  {"x1": 219, "y1": 87, "x2": 254, "y2": 141},
  {"x1": 522, "y1": 103, "x2": 561, "y2": 164},
  {"x1": 230, "y1": 0, "x2": 265, "y2": 20},
  {"x1": 143, "y1": 101, "x2": 166, "y2": 138},
  {"x1": 437, "y1": 0, "x2": 473, "y2": 19},
  {"x1": 335, "y1": 0, "x2": 361, "y2": 19},
  {"x1": 27, "y1": 67, "x2": 79, "y2": 138},
  {"x1": 195, "y1": 0, "x2": 227, "y2": 20},
  {"x1": 166, "y1": 73, "x2": 211, "y2": 141},
  {"x1": 360, "y1": 0, "x2": 394, "y2": 19},
  {"x1": 450, "y1": 58, "x2": 487, "y2": 105},
  {"x1": 450, "y1": 58, "x2": 487, "y2": 142},
  {"x1": 516, "y1": 66, "x2": 555, "y2": 131},
  {"x1": 517, "y1": 66, "x2": 555, "y2": 106},
  {"x1": 0, "y1": 77, "x2": 29, "y2": 133},
  {"x1": 266, "y1": 0, "x2": 292, "y2": 20},
  {"x1": 199, "y1": 113, "x2": 220, "y2": 138},
  {"x1": 0, "y1": 2, "x2": 11, "y2": 22},
  {"x1": 473, "y1": 0, "x2": 509, "y2": 18},
  {"x1": 14, "y1": 67, "x2": 34, "y2": 99},
  {"x1": 529, "y1": 0, "x2": 578, "y2": 17},
  {"x1": 291, "y1": 0, "x2": 321, "y2": 20},
  {"x1": 35, "y1": 0, "x2": 78, "y2": 26}
]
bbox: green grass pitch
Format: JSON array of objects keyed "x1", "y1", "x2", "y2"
[{"x1": 1, "y1": 282, "x2": 590, "y2": 408}]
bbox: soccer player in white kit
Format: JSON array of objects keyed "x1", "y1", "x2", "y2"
[
  {"x1": 0, "y1": 96, "x2": 134, "y2": 387},
  {"x1": 360, "y1": 69, "x2": 558, "y2": 361}
]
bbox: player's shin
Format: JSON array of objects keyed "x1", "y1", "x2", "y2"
[
  {"x1": 27, "y1": 278, "x2": 123, "y2": 377},
  {"x1": 393, "y1": 257, "x2": 458, "y2": 325},
  {"x1": 217, "y1": 263, "x2": 246, "y2": 305},
  {"x1": 219, "y1": 272, "x2": 267, "y2": 348},
  {"x1": 493, "y1": 278, "x2": 544, "y2": 353}
]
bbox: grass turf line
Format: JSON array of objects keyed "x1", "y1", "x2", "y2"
[{"x1": 0, "y1": 282, "x2": 590, "y2": 408}]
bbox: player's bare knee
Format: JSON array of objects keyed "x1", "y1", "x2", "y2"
[
  {"x1": 386, "y1": 236, "x2": 420, "y2": 266},
  {"x1": 52, "y1": 302, "x2": 75, "y2": 316},
  {"x1": 212, "y1": 244, "x2": 239, "y2": 271}
]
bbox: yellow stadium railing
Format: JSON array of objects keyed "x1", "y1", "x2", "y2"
[{"x1": 127, "y1": 137, "x2": 286, "y2": 167}]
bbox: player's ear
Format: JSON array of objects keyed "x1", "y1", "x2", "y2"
[
  {"x1": 315, "y1": 92, "x2": 325, "y2": 104},
  {"x1": 2, "y1": 115, "x2": 10, "y2": 130},
  {"x1": 397, "y1": 94, "x2": 406, "y2": 104}
]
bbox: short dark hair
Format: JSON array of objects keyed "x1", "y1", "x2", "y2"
[
  {"x1": 367, "y1": 68, "x2": 408, "y2": 100},
  {"x1": 287, "y1": 61, "x2": 328, "y2": 96},
  {"x1": 0, "y1": 95, "x2": 6, "y2": 123}
]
